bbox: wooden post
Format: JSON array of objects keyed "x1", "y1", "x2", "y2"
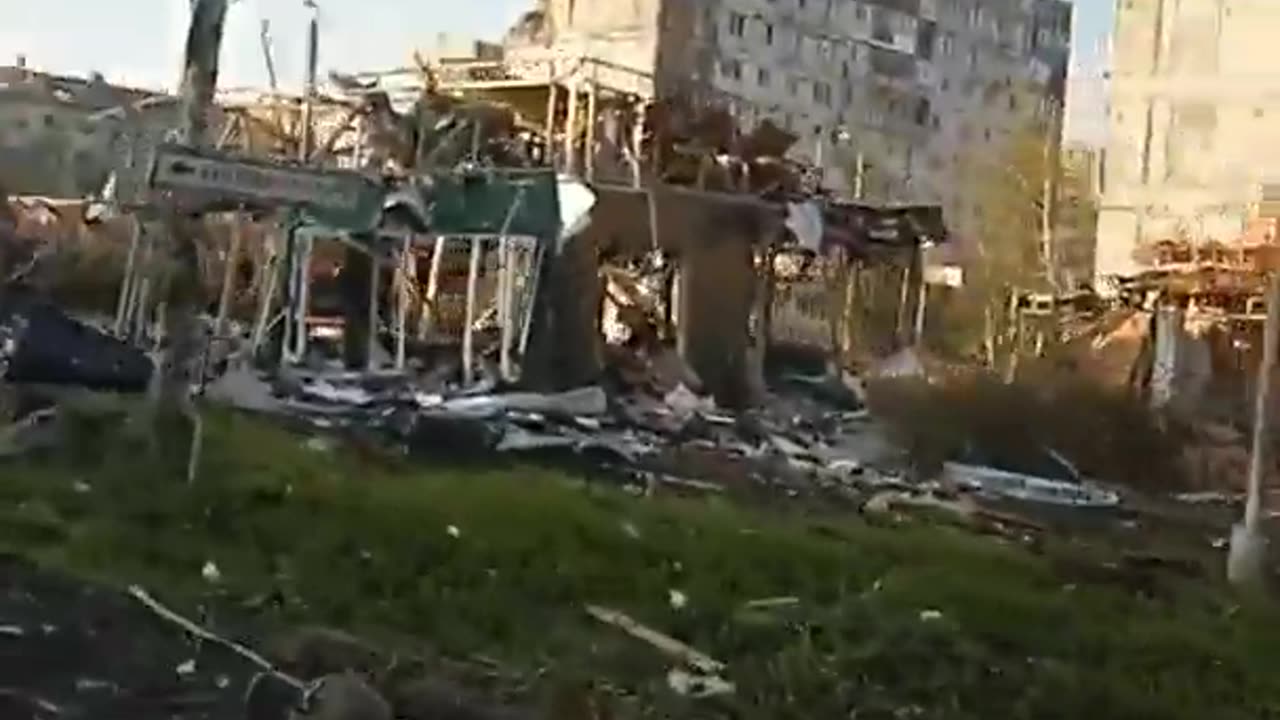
[
  {"x1": 292, "y1": 232, "x2": 313, "y2": 362},
  {"x1": 365, "y1": 246, "x2": 380, "y2": 372},
  {"x1": 826, "y1": 247, "x2": 847, "y2": 372},
  {"x1": 420, "y1": 236, "x2": 445, "y2": 340},
  {"x1": 250, "y1": 233, "x2": 280, "y2": 358},
  {"x1": 913, "y1": 265, "x2": 928, "y2": 346},
  {"x1": 213, "y1": 214, "x2": 243, "y2": 341},
  {"x1": 631, "y1": 97, "x2": 646, "y2": 188},
  {"x1": 114, "y1": 216, "x2": 143, "y2": 336},
  {"x1": 395, "y1": 234, "x2": 411, "y2": 371},
  {"x1": 585, "y1": 76, "x2": 599, "y2": 181},
  {"x1": 462, "y1": 238, "x2": 483, "y2": 384},
  {"x1": 544, "y1": 68, "x2": 558, "y2": 169},
  {"x1": 564, "y1": 78, "x2": 580, "y2": 176},
  {"x1": 498, "y1": 236, "x2": 515, "y2": 382}
]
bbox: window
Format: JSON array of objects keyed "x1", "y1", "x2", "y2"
[
  {"x1": 758, "y1": 67, "x2": 772, "y2": 86},
  {"x1": 42, "y1": 114, "x2": 55, "y2": 129},
  {"x1": 814, "y1": 82, "x2": 832, "y2": 105},
  {"x1": 968, "y1": 47, "x2": 979, "y2": 71},
  {"x1": 721, "y1": 58, "x2": 743, "y2": 80},
  {"x1": 764, "y1": 23, "x2": 775, "y2": 44},
  {"x1": 941, "y1": 32, "x2": 954, "y2": 55},
  {"x1": 855, "y1": 3, "x2": 867, "y2": 21},
  {"x1": 941, "y1": 77, "x2": 950, "y2": 91},
  {"x1": 729, "y1": 12, "x2": 747, "y2": 37},
  {"x1": 1008, "y1": 93, "x2": 1017, "y2": 111},
  {"x1": 787, "y1": 77, "x2": 800, "y2": 96},
  {"x1": 914, "y1": 98, "x2": 931, "y2": 126}
]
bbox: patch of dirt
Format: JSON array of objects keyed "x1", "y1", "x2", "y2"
[{"x1": 0, "y1": 554, "x2": 263, "y2": 719}]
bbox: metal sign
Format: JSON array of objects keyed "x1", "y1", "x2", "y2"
[{"x1": 148, "y1": 144, "x2": 386, "y2": 231}]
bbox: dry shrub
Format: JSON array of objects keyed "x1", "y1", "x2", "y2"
[{"x1": 867, "y1": 368, "x2": 1191, "y2": 491}]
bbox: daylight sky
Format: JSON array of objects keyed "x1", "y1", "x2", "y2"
[{"x1": 1, "y1": 0, "x2": 1112, "y2": 144}]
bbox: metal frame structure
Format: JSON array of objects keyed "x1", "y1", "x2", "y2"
[{"x1": 255, "y1": 224, "x2": 542, "y2": 382}]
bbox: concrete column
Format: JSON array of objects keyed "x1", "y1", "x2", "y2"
[{"x1": 676, "y1": 227, "x2": 755, "y2": 408}]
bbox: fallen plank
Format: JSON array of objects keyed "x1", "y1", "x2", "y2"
[{"x1": 584, "y1": 605, "x2": 724, "y2": 674}]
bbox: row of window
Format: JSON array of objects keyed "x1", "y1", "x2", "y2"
[
  {"x1": 2, "y1": 111, "x2": 110, "y2": 136},
  {"x1": 723, "y1": 7, "x2": 1062, "y2": 67}
]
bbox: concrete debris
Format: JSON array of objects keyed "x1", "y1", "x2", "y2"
[
  {"x1": 940, "y1": 461, "x2": 1121, "y2": 508},
  {"x1": 666, "y1": 668, "x2": 735, "y2": 698}
]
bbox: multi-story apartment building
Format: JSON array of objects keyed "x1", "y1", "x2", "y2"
[
  {"x1": 1055, "y1": 143, "x2": 1101, "y2": 289},
  {"x1": 1096, "y1": 0, "x2": 1280, "y2": 287},
  {"x1": 506, "y1": 0, "x2": 1071, "y2": 234},
  {"x1": 0, "y1": 62, "x2": 179, "y2": 199}
]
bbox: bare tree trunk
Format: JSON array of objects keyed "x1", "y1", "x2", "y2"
[{"x1": 148, "y1": 0, "x2": 229, "y2": 480}]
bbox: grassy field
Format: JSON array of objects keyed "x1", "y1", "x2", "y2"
[{"x1": 2, "y1": 407, "x2": 1279, "y2": 719}]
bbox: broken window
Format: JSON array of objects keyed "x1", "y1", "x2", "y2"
[
  {"x1": 720, "y1": 58, "x2": 743, "y2": 81},
  {"x1": 916, "y1": 20, "x2": 936, "y2": 61}
]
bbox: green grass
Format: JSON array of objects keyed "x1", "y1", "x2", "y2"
[{"x1": 3, "y1": 408, "x2": 1280, "y2": 719}]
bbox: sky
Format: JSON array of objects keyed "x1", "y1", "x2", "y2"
[{"x1": 1, "y1": 0, "x2": 1112, "y2": 144}]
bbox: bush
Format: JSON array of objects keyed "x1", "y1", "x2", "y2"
[{"x1": 867, "y1": 369, "x2": 1190, "y2": 490}]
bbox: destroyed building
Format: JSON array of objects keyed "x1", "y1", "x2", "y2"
[
  {"x1": 0, "y1": 63, "x2": 183, "y2": 199},
  {"x1": 504, "y1": 0, "x2": 1071, "y2": 221}
]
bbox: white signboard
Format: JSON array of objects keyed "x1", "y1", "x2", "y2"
[{"x1": 149, "y1": 146, "x2": 370, "y2": 214}]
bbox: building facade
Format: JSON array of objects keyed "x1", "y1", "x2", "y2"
[
  {"x1": 0, "y1": 63, "x2": 178, "y2": 199},
  {"x1": 1054, "y1": 143, "x2": 1101, "y2": 290},
  {"x1": 1096, "y1": 0, "x2": 1280, "y2": 286},
  {"x1": 507, "y1": 0, "x2": 1071, "y2": 231}
]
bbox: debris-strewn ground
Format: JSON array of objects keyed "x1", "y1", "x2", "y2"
[
  {"x1": 0, "y1": 554, "x2": 262, "y2": 719},
  {"x1": 3, "y1": 409, "x2": 1280, "y2": 719}
]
